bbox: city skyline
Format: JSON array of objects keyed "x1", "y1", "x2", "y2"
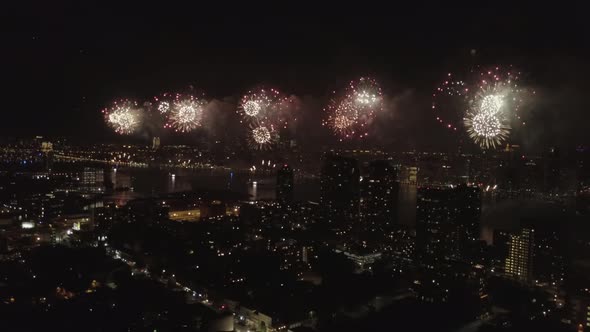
[{"x1": 1, "y1": 3, "x2": 589, "y2": 332}]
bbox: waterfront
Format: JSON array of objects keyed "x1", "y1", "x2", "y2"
[
  {"x1": 102, "y1": 165, "x2": 549, "y2": 245},
  {"x1": 106, "y1": 166, "x2": 421, "y2": 226}
]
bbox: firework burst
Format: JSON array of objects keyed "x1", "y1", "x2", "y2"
[
  {"x1": 248, "y1": 121, "x2": 277, "y2": 150},
  {"x1": 350, "y1": 77, "x2": 383, "y2": 111},
  {"x1": 467, "y1": 67, "x2": 529, "y2": 130},
  {"x1": 464, "y1": 90, "x2": 512, "y2": 149},
  {"x1": 103, "y1": 100, "x2": 142, "y2": 135},
  {"x1": 154, "y1": 93, "x2": 174, "y2": 114},
  {"x1": 158, "y1": 101, "x2": 171, "y2": 114},
  {"x1": 242, "y1": 100, "x2": 262, "y2": 117},
  {"x1": 432, "y1": 65, "x2": 533, "y2": 149},
  {"x1": 239, "y1": 88, "x2": 295, "y2": 149},
  {"x1": 253, "y1": 126, "x2": 272, "y2": 144},
  {"x1": 479, "y1": 94, "x2": 504, "y2": 115},
  {"x1": 165, "y1": 94, "x2": 206, "y2": 132},
  {"x1": 324, "y1": 77, "x2": 383, "y2": 140},
  {"x1": 432, "y1": 66, "x2": 527, "y2": 131},
  {"x1": 464, "y1": 111, "x2": 510, "y2": 149},
  {"x1": 239, "y1": 88, "x2": 281, "y2": 120},
  {"x1": 323, "y1": 99, "x2": 362, "y2": 140}
]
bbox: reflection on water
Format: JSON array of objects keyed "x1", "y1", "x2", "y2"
[
  {"x1": 107, "y1": 167, "x2": 280, "y2": 204},
  {"x1": 398, "y1": 183, "x2": 417, "y2": 226},
  {"x1": 481, "y1": 225, "x2": 493, "y2": 245},
  {"x1": 107, "y1": 167, "x2": 324, "y2": 203}
]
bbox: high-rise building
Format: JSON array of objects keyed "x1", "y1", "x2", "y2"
[
  {"x1": 94, "y1": 203, "x2": 118, "y2": 236},
  {"x1": 492, "y1": 229, "x2": 512, "y2": 274},
  {"x1": 40, "y1": 141, "x2": 54, "y2": 172},
  {"x1": 530, "y1": 220, "x2": 566, "y2": 304},
  {"x1": 81, "y1": 167, "x2": 105, "y2": 193},
  {"x1": 415, "y1": 187, "x2": 487, "y2": 307},
  {"x1": 414, "y1": 259, "x2": 490, "y2": 314},
  {"x1": 18, "y1": 193, "x2": 65, "y2": 223},
  {"x1": 521, "y1": 157, "x2": 543, "y2": 192},
  {"x1": 497, "y1": 220, "x2": 565, "y2": 300},
  {"x1": 544, "y1": 146, "x2": 561, "y2": 193},
  {"x1": 320, "y1": 153, "x2": 360, "y2": 226},
  {"x1": 568, "y1": 288, "x2": 590, "y2": 332},
  {"x1": 576, "y1": 147, "x2": 590, "y2": 215},
  {"x1": 416, "y1": 187, "x2": 459, "y2": 265},
  {"x1": 360, "y1": 160, "x2": 399, "y2": 230},
  {"x1": 416, "y1": 184, "x2": 481, "y2": 265},
  {"x1": 454, "y1": 185, "x2": 482, "y2": 261},
  {"x1": 0, "y1": 235, "x2": 8, "y2": 254},
  {"x1": 276, "y1": 164, "x2": 294, "y2": 204},
  {"x1": 577, "y1": 146, "x2": 590, "y2": 189},
  {"x1": 504, "y1": 227, "x2": 535, "y2": 283},
  {"x1": 498, "y1": 144, "x2": 521, "y2": 190}
]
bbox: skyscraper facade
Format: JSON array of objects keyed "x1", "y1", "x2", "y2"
[
  {"x1": 276, "y1": 164, "x2": 294, "y2": 204},
  {"x1": 360, "y1": 160, "x2": 399, "y2": 231},
  {"x1": 81, "y1": 167, "x2": 105, "y2": 193},
  {"x1": 454, "y1": 185, "x2": 482, "y2": 262},
  {"x1": 415, "y1": 185, "x2": 484, "y2": 305},
  {"x1": 320, "y1": 153, "x2": 360, "y2": 227},
  {"x1": 416, "y1": 184, "x2": 482, "y2": 265},
  {"x1": 416, "y1": 187, "x2": 459, "y2": 265},
  {"x1": 504, "y1": 227, "x2": 535, "y2": 283},
  {"x1": 544, "y1": 147, "x2": 561, "y2": 193}
]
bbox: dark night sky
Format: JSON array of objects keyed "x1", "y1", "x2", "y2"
[{"x1": 2, "y1": 2, "x2": 589, "y2": 149}]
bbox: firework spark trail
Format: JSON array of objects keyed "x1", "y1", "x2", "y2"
[
  {"x1": 103, "y1": 100, "x2": 142, "y2": 135},
  {"x1": 431, "y1": 73, "x2": 468, "y2": 131}
]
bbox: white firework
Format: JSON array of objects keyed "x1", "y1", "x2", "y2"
[
  {"x1": 158, "y1": 101, "x2": 171, "y2": 114},
  {"x1": 243, "y1": 100, "x2": 262, "y2": 117},
  {"x1": 167, "y1": 96, "x2": 206, "y2": 132},
  {"x1": 479, "y1": 94, "x2": 503, "y2": 115},
  {"x1": 355, "y1": 90, "x2": 379, "y2": 106},
  {"x1": 252, "y1": 126, "x2": 271, "y2": 144},
  {"x1": 465, "y1": 111, "x2": 510, "y2": 149},
  {"x1": 104, "y1": 101, "x2": 141, "y2": 135},
  {"x1": 333, "y1": 114, "x2": 355, "y2": 130}
]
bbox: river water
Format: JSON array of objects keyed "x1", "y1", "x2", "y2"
[
  {"x1": 106, "y1": 167, "x2": 419, "y2": 226},
  {"x1": 107, "y1": 167, "x2": 523, "y2": 243}
]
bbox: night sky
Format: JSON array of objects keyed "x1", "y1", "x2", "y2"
[{"x1": 3, "y1": 2, "x2": 589, "y2": 149}]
